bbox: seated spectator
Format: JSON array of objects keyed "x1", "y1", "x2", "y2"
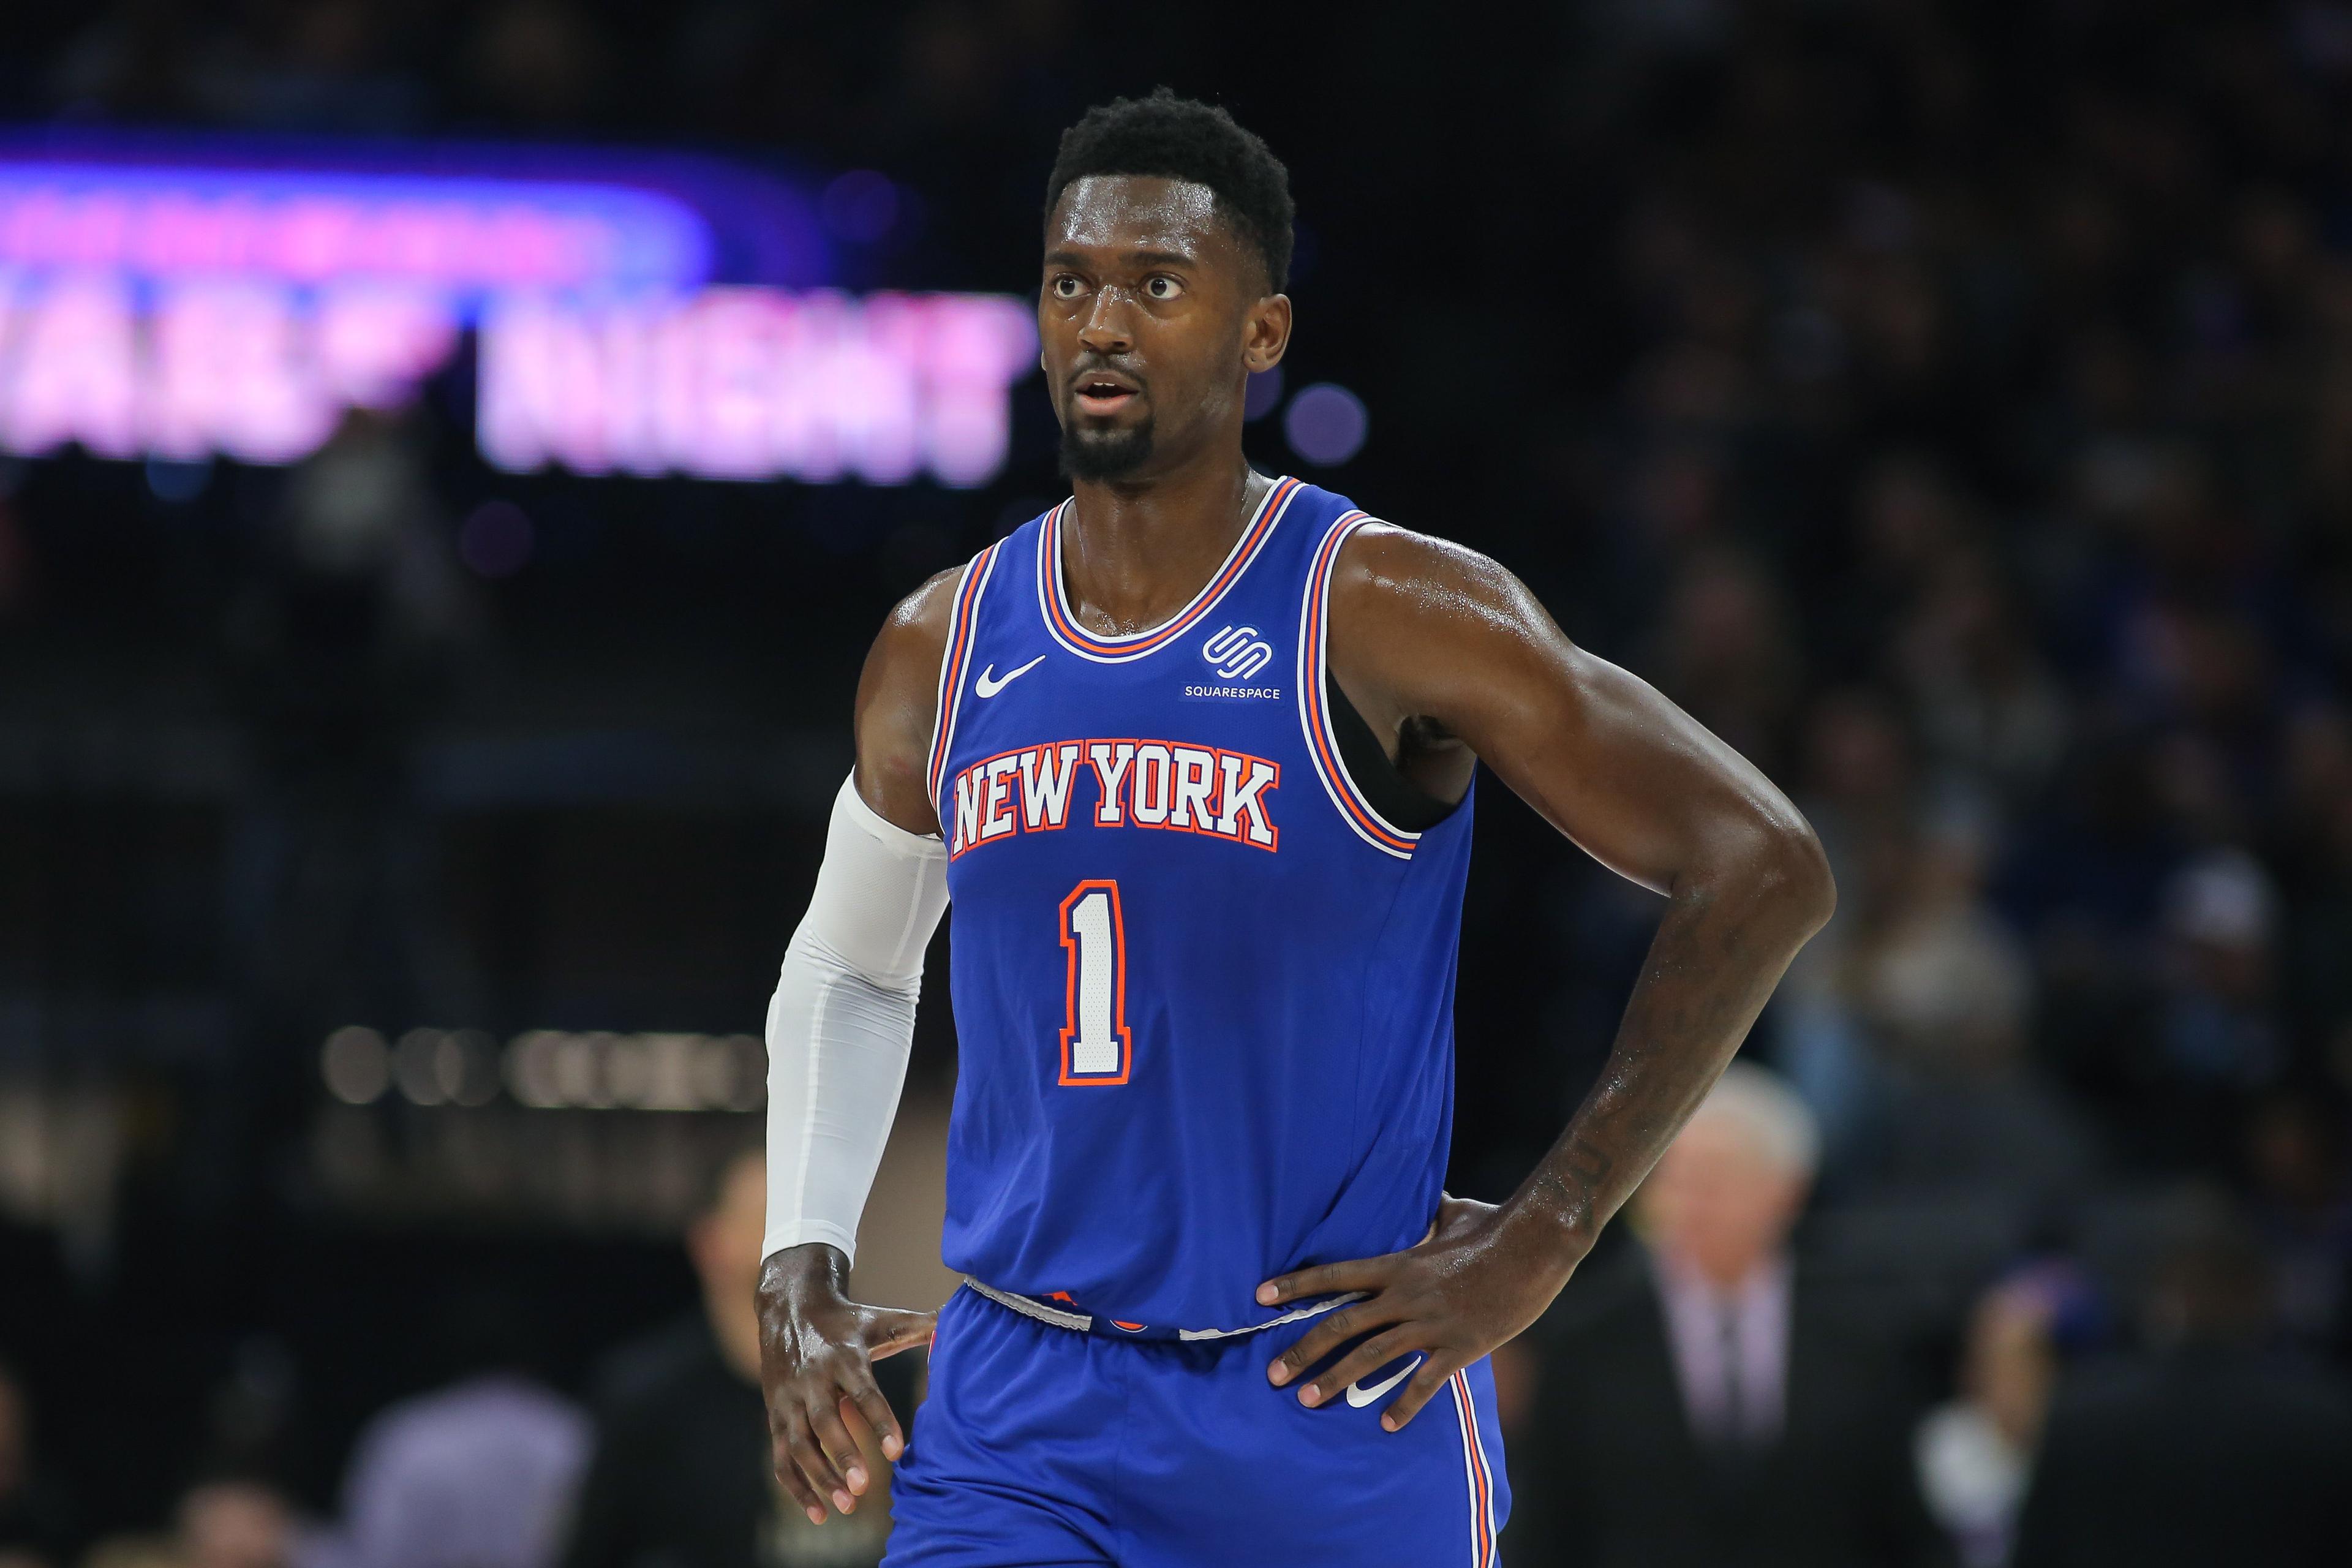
[
  {"x1": 0, "y1": 1361, "x2": 72, "y2": 1568},
  {"x1": 1506, "y1": 1064, "x2": 1950, "y2": 1568},
  {"x1": 562, "y1": 1147, "x2": 911, "y2": 1568},
  {"x1": 296, "y1": 1288, "x2": 589, "y2": 1568},
  {"x1": 82, "y1": 1478, "x2": 295, "y2": 1568},
  {"x1": 2156, "y1": 850, "x2": 2285, "y2": 1095},
  {"x1": 1778, "y1": 688, "x2": 1918, "y2": 1172},
  {"x1": 175, "y1": 1482, "x2": 294, "y2": 1568},
  {"x1": 1894, "y1": 543, "x2": 2069, "y2": 812},
  {"x1": 1864, "y1": 813, "x2": 2095, "y2": 1199},
  {"x1": 2242, "y1": 1092, "x2": 2352, "y2": 1358},
  {"x1": 2011, "y1": 1200, "x2": 2352, "y2": 1567},
  {"x1": 1855, "y1": 810, "x2": 2034, "y2": 1078},
  {"x1": 1914, "y1": 1266, "x2": 2088, "y2": 1568}
]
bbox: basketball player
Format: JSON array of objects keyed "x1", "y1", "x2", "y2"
[{"x1": 755, "y1": 90, "x2": 1836, "y2": 1566}]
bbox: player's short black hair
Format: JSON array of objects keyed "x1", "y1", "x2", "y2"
[{"x1": 1045, "y1": 89, "x2": 1295, "y2": 293}]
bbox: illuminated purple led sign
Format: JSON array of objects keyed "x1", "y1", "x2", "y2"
[
  {"x1": 482, "y1": 290, "x2": 1036, "y2": 487},
  {"x1": 0, "y1": 133, "x2": 1036, "y2": 485},
  {"x1": 0, "y1": 163, "x2": 710, "y2": 295}
]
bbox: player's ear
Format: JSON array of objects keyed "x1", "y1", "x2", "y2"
[{"x1": 1242, "y1": 292, "x2": 1291, "y2": 374}]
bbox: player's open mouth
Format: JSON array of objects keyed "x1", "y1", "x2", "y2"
[{"x1": 1072, "y1": 374, "x2": 1140, "y2": 415}]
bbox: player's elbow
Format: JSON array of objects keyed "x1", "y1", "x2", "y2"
[
  {"x1": 1702, "y1": 806, "x2": 1834, "y2": 950},
  {"x1": 1749, "y1": 812, "x2": 1836, "y2": 943}
]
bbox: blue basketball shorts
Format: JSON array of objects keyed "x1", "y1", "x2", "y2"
[{"x1": 883, "y1": 1283, "x2": 1509, "y2": 1567}]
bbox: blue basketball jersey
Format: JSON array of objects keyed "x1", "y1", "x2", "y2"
[{"x1": 925, "y1": 476, "x2": 1475, "y2": 1333}]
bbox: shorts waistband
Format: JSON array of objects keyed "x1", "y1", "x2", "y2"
[{"x1": 960, "y1": 1276, "x2": 1365, "y2": 1343}]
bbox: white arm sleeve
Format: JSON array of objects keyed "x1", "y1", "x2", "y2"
[{"x1": 763, "y1": 773, "x2": 950, "y2": 1265}]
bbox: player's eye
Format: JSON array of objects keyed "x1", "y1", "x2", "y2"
[
  {"x1": 1145, "y1": 275, "x2": 1183, "y2": 300},
  {"x1": 1050, "y1": 275, "x2": 1085, "y2": 300}
]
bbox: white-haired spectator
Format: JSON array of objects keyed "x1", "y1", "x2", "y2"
[
  {"x1": 1642, "y1": 1063, "x2": 1821, "y2": 1448},
  {"x1": 1507, "y1": 1062, "x2": 1950, "y2": 1567},
  {"x1": 1690, "y1": 1060, "x2": 1823, "y2": 1174}
]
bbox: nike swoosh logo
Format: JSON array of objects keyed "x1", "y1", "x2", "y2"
[
  {"x1": 1344, "y1": 1355, "x2": 1423, "y2": 1408},
  {"x1": 973, "y1": 655, "x2": 1046, "y2": 698}
]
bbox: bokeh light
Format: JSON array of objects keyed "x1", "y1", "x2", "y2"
[
  {"x1": 1283, "y1": 382, "x2": 1368, "y2": 466},
  {"x1": 321, "y1": 1025, "x2": 390, "y2": 1106}
]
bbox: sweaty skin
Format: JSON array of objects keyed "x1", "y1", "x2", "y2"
[{"x1": 756, "y1": 173, "x2": 1836, "y2": 1517}]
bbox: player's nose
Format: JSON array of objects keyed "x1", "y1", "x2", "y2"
[{"x1": 1076, "y1": 290, "x2": 1134, "y2": 355}]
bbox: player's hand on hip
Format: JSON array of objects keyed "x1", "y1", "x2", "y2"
[
  {"x1": 1257, "y1": 1193, "x2": 1579, "y2": 1431},
  {"x1": 757, "y1": 1242, "x2": 935, "y2": 1525}
]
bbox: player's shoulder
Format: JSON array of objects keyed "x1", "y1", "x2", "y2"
[
  {"x1": 854, "y1": 555, "x2": 990, "y2": 829},
  {"x1": 1330, "y1": 518, "x2": 1507, "y2": 589},
  {"x1": 862, "y1": 560, "x2": 968, "y2": 687},
  {"x1": 1323, "y1": 514, "x2": 1540, "y2": 639},
  {"x1": 886, "y1": 562, "x2": 968, "y2": 641},
  {"x1": 874, "y1": 513, "x2": 1042, "y2": 669}
]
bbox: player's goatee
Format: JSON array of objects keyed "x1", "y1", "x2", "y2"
[{"x1": 1060, "y1": 420, "x2": 1153, "y2": 480}]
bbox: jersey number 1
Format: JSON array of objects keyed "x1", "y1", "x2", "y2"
[{"x1": 1058, "y1": 879, "x2": 1132, "y2": 1085}]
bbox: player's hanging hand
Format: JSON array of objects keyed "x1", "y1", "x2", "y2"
[
  {"x1": 758, "y1": 1242, "x2": 935, "y2": 1525},
  {"x1": 1257, "y1": 1193, "x2": 1581, "y2": 1431}
]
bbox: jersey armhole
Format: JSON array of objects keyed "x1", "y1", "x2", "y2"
[
  {"x1": 1322, "y1": 672, "x2": 1459, "y2": 833},
  {"x1": 1296, "y1": 514, "x2": 1428, "y2": 859}
]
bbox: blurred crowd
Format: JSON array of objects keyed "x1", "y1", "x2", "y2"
[
  {"x1": 4, "y1": 1, "x2": 2352, "y2": 1566},
  {"x1": 1489, "y1": 2, "x2": 2352, "y2": 1561},
  {"x1": 2, "y1": 1148, "x2": 913, "y2": 1568}
]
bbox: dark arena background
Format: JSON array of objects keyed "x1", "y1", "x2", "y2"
[{"x1": 2, "y1": 2, "x2": 2350, "y2": 1564}]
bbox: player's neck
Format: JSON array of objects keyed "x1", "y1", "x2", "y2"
[{"x1": 1063, "y1": 456, "x2": 1268, "y2": 637}]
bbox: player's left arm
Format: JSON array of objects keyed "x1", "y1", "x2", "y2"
[{"x1": 1259, "y1": 523, "x2": 1836, "y2": 1430}]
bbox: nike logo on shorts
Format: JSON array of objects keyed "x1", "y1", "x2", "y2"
[
  {"x1": 1344, "y1": 1355, "x2": 1423, "y2": 1408},
  {"x1": 974, "y1": 655, "x2": 1046, "y2": 698}
]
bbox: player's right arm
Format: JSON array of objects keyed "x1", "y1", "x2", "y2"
[{"x1": 755, "y1": 566, "x2": 961, "y2": 1525}]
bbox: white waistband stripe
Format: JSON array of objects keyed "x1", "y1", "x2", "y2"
[{"x1": 959, "y1": 1277, "x2": 1365, "y2": 1342}]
